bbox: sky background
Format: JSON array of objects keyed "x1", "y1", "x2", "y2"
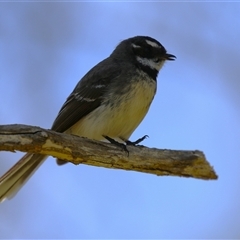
[{"x1": 0, "y1": 2, "x2": 240, "y2": 239}]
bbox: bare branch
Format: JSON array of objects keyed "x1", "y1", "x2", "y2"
[{"x1": 0, "y1": 124, "x2": 217, "y2": 180}]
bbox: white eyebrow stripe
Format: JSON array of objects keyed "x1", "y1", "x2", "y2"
[
  {"x1": 146, "y1": 40, "x2": 161, "y2": 48},
  {"x1": 131, "y1": 43, "x2": 141, "y2": 48}
]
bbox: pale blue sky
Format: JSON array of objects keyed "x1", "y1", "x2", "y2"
[{"x1": 0, "y1": 2, "x2": 240, "y2": 239}]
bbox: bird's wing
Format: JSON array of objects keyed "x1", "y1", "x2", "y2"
[{"x1": 51, "y1": 58, "x2": 121, "y2": 133}]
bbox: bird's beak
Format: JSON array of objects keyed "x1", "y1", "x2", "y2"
[{"x1": 164, "y1": 53, "x2": 176, "y2": 61}]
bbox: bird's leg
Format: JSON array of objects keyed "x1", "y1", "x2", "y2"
[{"x1": 103, "y1": 135, "x2": 129, "y2": 155}]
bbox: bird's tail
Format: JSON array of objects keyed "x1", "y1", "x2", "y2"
[{"x1": 0, "y1": 153, "x2": 47, "y2": 202}]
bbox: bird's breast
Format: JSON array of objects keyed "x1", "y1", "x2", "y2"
[{"x1": 66, "y1": 75, "x2": 156, "y2": 141}]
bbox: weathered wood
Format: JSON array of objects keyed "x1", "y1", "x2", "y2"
[{"x1": 0, "y1": 124, "x2": 218, "y2": 180}]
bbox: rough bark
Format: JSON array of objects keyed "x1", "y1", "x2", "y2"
[{"x1": 0, "y1": 124, "x2": 218, "y2": 180}]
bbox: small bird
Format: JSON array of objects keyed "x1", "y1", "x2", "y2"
[{"x1": 0, "y1": 36, "x2": 176, "y2": 202}]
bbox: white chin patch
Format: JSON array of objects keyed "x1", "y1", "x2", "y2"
[{"x1": 136, "y1": 56, "x2": 163, "y2": 71}]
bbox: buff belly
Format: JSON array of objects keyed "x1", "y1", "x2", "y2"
[{"x1": 65, "y1": 77, "x2": 156, "y2": 141}]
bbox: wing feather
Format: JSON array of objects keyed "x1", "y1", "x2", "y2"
[{"x1": 51, "y1": 58, "x2": 121, "y2": 133}]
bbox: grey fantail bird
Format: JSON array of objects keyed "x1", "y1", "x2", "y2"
[{"x1": 0, "y1": 36, "x2": 176, "y2": 202}]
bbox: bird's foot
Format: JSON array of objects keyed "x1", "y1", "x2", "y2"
[
  {"x1": 103, "y1": 135, "x2": 129, "y2": 155},
  {"x1": 125, "y1": 135, "x2": 149, "y2": 146}
]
